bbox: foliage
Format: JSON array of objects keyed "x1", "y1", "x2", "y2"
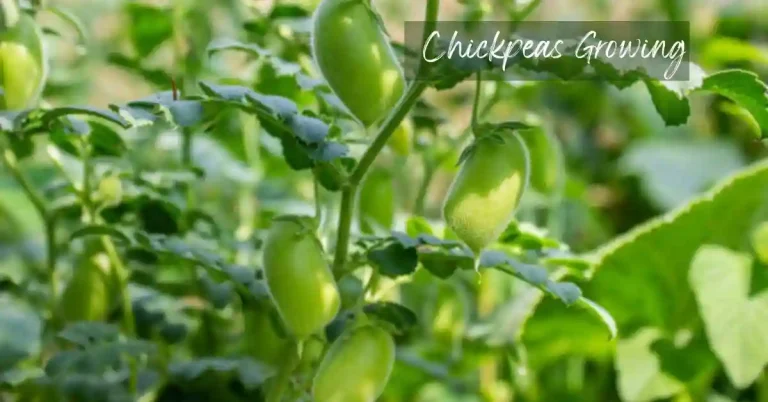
[{"x1": 1, "y1": 0, "x2": 767, "y2": 401}]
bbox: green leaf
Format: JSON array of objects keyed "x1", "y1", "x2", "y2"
[
  {"x1": 479, "y1": 250, "x2": 583, "y2": 306},
  {"x1": 58, "y1": 322, "x2": 119, "y2": 347},
  {"x1": 69, "y1": 225, "x2": 131, "y2": 244},
  {"x1": 0, "y1": 298, "x2": 41, "y2": 369},
  {"x1": 125, "y1": 2, "x2": 173, "y2": 58},
  {"x1": 587, "y1": 160, "x2": 768, "y2": 334},
  {"x1": 363, "y1": 302, "x2": 418, "y2": 335},
  {"x1": 698, "y1": 70, "x2": 768, "y2": 137},
  {"x1": 615, "y1": 328, "x2": 684, "y2": 402},
  {"x1": 405, "y1": 216, "x2": 434, "y2": 237},
  {"x1": 41, "y1": 107, "x2": 129, "y2": 129},
  {"x1": 689, "y1": 245, "x2": 768, "y2": 388},
  {"x1": 169, "y1": 358, "x2": 276, "y2": 390},
  {"x1": 368, "y1": 241, "x2": 419, "y2": 278},
  {"x1": 418, "y1": 250, "x2": 474, "y2": 279},
  {"x1": 620, "y1": 139, "x2": 746, "y2": 210}
]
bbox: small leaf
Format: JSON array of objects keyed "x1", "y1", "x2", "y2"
[
  {"x1": 363, "y1": 302, "x2": 418, "y2": 335},
  {"x1": 41, "y1": 107, "x2": 129, "y2": 128},
  {"x1": 368, "y1": 242, "x2": 419, "y2": 278},
  {"x1": 69, "y1": 225, "x2": 131, "y2": 244}
]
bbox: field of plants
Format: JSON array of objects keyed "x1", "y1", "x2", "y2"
[{"x1": 1, "y1": 0, "x2": 767, "y2": 401}]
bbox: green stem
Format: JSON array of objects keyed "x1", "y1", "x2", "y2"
[
  {"x1": 80, "y1": 141, "x2": 137, "y2": 391},
  {"x1": 414, "y1": 163, "x2": 435, "y2": 216},
  {"x1": 332, "y1": 0, "x2": 438, "y2": 275},
  {"x1": 349, "y1": 83, "x2": 428, "y2": 186},
  {"x1": 1, "y1": 148, "x2": 48, "y2": 217},
  {"x1": 1, "y1": 147, "x2": 58, "y2": 318},
  {"x1": 332, "y1": 82, "x2": 426, "y2": 276},
  {"x1": 314, "y1": 178, "x2": 322, "y2": 223},
  {"x1": 332, "y1": 187, "x2": 355, "y2": 276},
  {"x1": 471, "y1": 71, "x2": 483, "y2": 133},
  {"x1": 417, "y1": 0, "x2": 441, "y2": 79},
  {"x1": 267, "y1": 342, "x2": 300, "y2": 402}
]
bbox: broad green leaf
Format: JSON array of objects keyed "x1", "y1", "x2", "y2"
[
  {"x1": 615, "y1": 328, "x2": 683, "y2": 402},
  {"x1": 588, "y1": 159, "x2": 768, "y2": 334},
  {"x1": 620, "y1": 139, "x2": 746, "y2": 210},
  {"x1": 689, "y1": 245, "x2": 768, "y2": 388},
  {"x1": 522, "y1": 160, "x2": 768, "y2": 372}
]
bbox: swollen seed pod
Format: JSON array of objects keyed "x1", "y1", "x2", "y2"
[
  {"x1": 357, "y1": 167, "x2": 395, "y2": 235},
  {"x1": 243, "y1": 304, "x2": 288, "y2": 366},
  {"x1": 0, "y1": 14, "x2": 46, "y2": 110},
  {"x1": 312, "y1": 0, "x2": 405, "y2": 126},
  {"x1": 262, "y1": 216, "x2": 340, "y2": 339},
  {"x1": 59, "y1": 257, "x2": 109, "y2": 323},
  {"x1": 518, "y1": 128, "x2": 564, "y2": 195},
  {"x1": 442, "y1": 131, "x2": 530, "y2": 254},
  {"x1": 312, "y1": 325, "x2": 396, "y2": 402}
]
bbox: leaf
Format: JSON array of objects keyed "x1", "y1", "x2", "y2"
[
  {"x1": 587, "y1": 160, "x2": 768, "y2": 335},
  {"x1": 620, "y1": 139, "x2": 746, "y2": 210},
  {"x1": 367, "y1": 242, "x2": 419, "y2": 278},
  {"x1": 689, "y1": 245, "x2": 768, "y2": 388},
  {"x1": 363, "y1": 302, "x2": 418, "y2": 335},
  {"x1": 69, "y1": 225, "x2": 131, "y2": 244},
  {"x1": 44, "y1": 6, "x2": 88, "y2": 47},
  {"x1": 405, "y1": 216, "x2": 434, "y2": 237},
  {"x1": 0, "y1": 298, "x2": 41, "y2": 369},
  {"x1": 418, "y1": 250, "x2": 474, "y2": 279},
  {"x1": 480, "y1": 250, "x2": 583, "y2": 305},
  {"x1": 125, "y1": 2, "x2": 173, "y2": 58},
  {"x1": 41, "y1": 107, "x2": 129, "y2": 128},
  {"x1": 697, "y1": 70, "x2": 768, "y2": 137},
  {"x1": 58, "y1": 322, "x2": 120, "y2": 347},
  {"x1": 169, "y1": 358, "x2": 275, "y2": 390},
  {"x1": 615, "y1": 328, "x2": 684, "y2": 402}
]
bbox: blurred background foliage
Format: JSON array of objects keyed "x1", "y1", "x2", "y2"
[{"x1": 1, "y1": 0, "x2": 768, "y2": 401}]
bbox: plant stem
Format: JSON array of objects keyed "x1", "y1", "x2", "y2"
[
  {"x1": 414, "y1": 163, "x2": 435, "y2": 216},
  {"x1": 1, "y1": 147, "x2": 58, "y2": 319},
  {"x1": 1, "y1": 148, "x2": 47, "y2": 217},
  {"x1": 471, "y1": 70, "x2": 483, "y2": 133},
  {"x1": 80, "y1": 141, "x2": 137, "y2": 391},
  {"x1": 267, "y1": 342, "x2": 300, "y2": 402},
  {"x1": 332, "y1": 187, "x2": 355, "y2": 275},
  {"x1": 332, "y1": 0, "x2": 438, "y2": 275},
  {"x1": 349, "y1": 83, "x2": 428, "y2": 187},
  {"x1": 332, "y1": 82, "x2": 427, "y2": 276}
]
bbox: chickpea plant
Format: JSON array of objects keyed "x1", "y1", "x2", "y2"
[{"x1": 1, "y1": 0, "x2": 768, "y2": 401}]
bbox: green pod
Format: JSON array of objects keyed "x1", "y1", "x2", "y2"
[
  {"x1": 59, "y1": 257, "x2": 109, "y2": 323},
  {"x1": 357, "y1": 167, "x2": 395, "y2": 235},
  {"x1": 243, "y1": 304, "x2": 288, "y2": 366},
  {"x1": 388, "y1": 119, "x2": 413, "y2": 156},
  {"x1": 312, "y1": 325, "x2": 396, "y2": 402},
  {"x1": 263, "y1": 217, "x2": 340, "y2": 338},
  {"x1": 0, "y1": 14, "x2": 46, "y2": 110},
  {"x1": 312, "y1": 0, "x2": 405, "y2": 126},
  {"x1": 518, "y1": 128, "x2": 564, "y2": 195},
  {"x1": 442, "y1": 132, "x2": 530, "y2": 254}
]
